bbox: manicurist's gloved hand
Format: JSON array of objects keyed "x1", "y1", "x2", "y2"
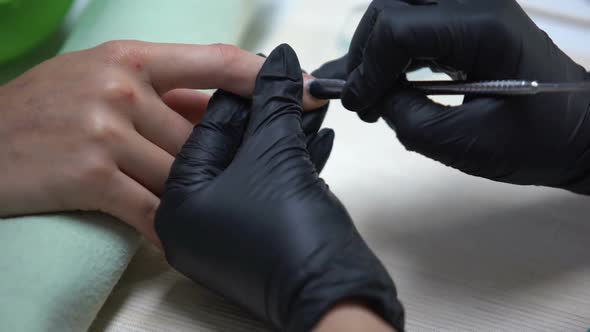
[
  {"x1": 342, "y1": 0, "x2": 590, "y2": 193},
  {"x1": 155, "y1": 45, "x2": 404, "y2": 332}
]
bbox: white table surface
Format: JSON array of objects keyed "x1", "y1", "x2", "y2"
[{"x1": 91, "y1": 1, "x2": 590, "y2": 331}]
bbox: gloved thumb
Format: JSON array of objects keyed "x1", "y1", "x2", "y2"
[
  {"x1": 245, "y1": 44, "x2": 305, "y2": 140},
  {"x1": 305, "y1": 128, "x2": 335, "y2": 173},
  {"x1": 166, "y1": 90, "x2": 249, "y2": 194},
  {"x1": 301, "y1": 100, "x2": 334, "y2": 174},
  {"x1": 312, "y1": 55, "x2": 349, "y2": 80},
  {"x1": 382, "y1": 89, "x2": 511, "y2": 176}
]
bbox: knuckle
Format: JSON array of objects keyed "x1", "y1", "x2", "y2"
[
  {"x1": 98, "y1": 40, "x2": 130, "y2": 58},
  {"x1": 98, "y1": 40, "x2": 147, "y2": 70},
  {"x1": 83, "y1": 109, "x2": 123, "y2": 146},
  {"x1": 122, "y1": 194, "x2": 158, "y2": 235},
  {"x1": 140, "y1": 198, "x2": 158, "y2": 225},
  {"x1": 98, "y1": 40, "x2": 139, "y2": 57},
  {"x1": 99, "y1": 75, "x2": 138, "y2": 104},
  {"x1": 211, "y1": 43, "x2": 243, "y2": 67},
  {"x1": 80, "y1": 151, "x2": 117, "y2": 189}
]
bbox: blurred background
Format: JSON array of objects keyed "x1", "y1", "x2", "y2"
[
  {"x1": 1, "y1": 0, "x2": 589, "y2": 85},
  {"x1": 1, "y1": 1, "x2": 589, "y2": 332}
]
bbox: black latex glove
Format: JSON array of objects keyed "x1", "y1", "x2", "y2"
[
  {"x1": 257, "y1": 52, "x2": 337, "y2": 174},
  {"x1": 155, "y1": 45, "x2": 404, "y2": 332},
  {"x1": 302, "y1": 55, "x2": 350, "y2": 171},
  {"x1": 342, "y1": 0, "x2": 590, "y2": 193}
]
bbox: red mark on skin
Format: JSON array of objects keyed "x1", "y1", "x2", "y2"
[
  {"x1": 113, "y1": 83, "x2": 136, "y2": 103},
  {"x1": 134, "y1": 61, "x2": 143, "y2": 71},
  {"x1": 121, "y1": 87, "x2": 136, "y2": 103},
  {"x1": 103, "y1": 80, "x2": 137, "y2": 105}
]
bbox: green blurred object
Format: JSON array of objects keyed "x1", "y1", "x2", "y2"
[
  {"x1": 0, "y1": 1, "x2": 259, "y2": 331},
  {"x1": 0, "y1": 0, "x2": 74, "y2": 63}
]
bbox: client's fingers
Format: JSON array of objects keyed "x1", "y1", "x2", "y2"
[
  {"x1": 162, "y1": 89, "x2": 211, "y2": 124},
  {"x1": 303, "y1": 74, "x2": 329, "y2": 110},
  {"x1": 130, "y1": 41, "x2": 324, "y2": 111},
  {"x1": 136, "y1": 42, "x2": 261, "y2": 96},
  {"x1": 101, "y1": 171, "x2": 162, "y2": 247},
  {"x1": 132, "y1": 94, "x2": 194, "y2": 157},
  {"x1": 115, "y1": 131, "x2": 175, "y2": 196},
  {"x1": 162, "y1": 86, "x2": 324, "y2": 126}
]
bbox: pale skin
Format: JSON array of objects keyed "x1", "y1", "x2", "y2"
[
  {"x1": 0, "y1": 40, "x2": 325, "y2": 246},
  {"x1": 315, "y1": 302, "x2": 396, "y2": 332},
  {"x1": 0, "y1": 40, "x2": 394, "y2": 331}
]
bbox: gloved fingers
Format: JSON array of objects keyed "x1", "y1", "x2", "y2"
[
  {"x1": 346, "y1": 0, "x2": 411, "y2": 74},
  {"x1": 382, "y1": 90, "x2": 464, "y2": 151},
  {"x1": 301, "y1": 103, "x2": 328, "y2": 137},
  {"x1": 346, "y1": 0, "x2": 439, "y2": 74},
  {"x1": 167, "y1": 90, "x2": 250, "y2": 189},
  {"x1": 344, "y1": 4, "x2": 459, "y2": 122},
  {"x1": 301, "y1": 106, "x2": 334, "y2": 173},
  {"x1": 301, "y1": 55, "x2": 348, "y2": 159},
  {"x1": 257, "y1": 52, "x2": 328, "y2": 111},
  {"x1": 311, "y1": 55, "x2": 349, "y2": 80},
  {"x1": 302, "y1": 54, "x2": 346, "y2": 173},
  {"x1": 259, "y1": 51, "x2": 334, "y2": 175},
  {"x1": 343, "y1": 3, "x2": 416, "y2": 121},
  {"x1": 306, "y1": 128, "x2": 335, "y2": 174},
  {"x1": 381, "y1": 90, "x2": 512, "y2": 175},
  {"x1": 245, "y1": 44, "x2": 305, "y2": 140},
  {"x1": 301, "y1": 107, "x2": 333, "y2": 172}
]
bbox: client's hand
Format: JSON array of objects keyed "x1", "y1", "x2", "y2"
[
  {"x1": 0, "y1": 40, "x2": 326, "y2": 245},
  {"x1": 155, "y1": 45, "x2": 403, "y2": 331}
]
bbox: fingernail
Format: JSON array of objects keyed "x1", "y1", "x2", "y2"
[{"x1": 304, "y1": 74, "x2": 329, "y2": 111}]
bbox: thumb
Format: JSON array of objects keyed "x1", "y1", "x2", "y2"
[
  {"x1": 245, "y1": 44, "x2": 304, "y2": 141},
  {"x1": 301, "y1": 104, "x2": 334, "y2": 174},
  {"x1": 311, "y1": 55, "x2": 349, "y2": 80},
  {"x1": 383, "y1": 90, "x2": 513, "y2": 177},
  {"x1": 306, "y1": 127, "x2": 335, "y2": 174},
  {"x1": 166, "y1": 90, "x2": 250, "y2": 192}
]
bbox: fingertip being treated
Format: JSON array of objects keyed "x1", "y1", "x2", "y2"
[
  {"x1": 304, "y1": 74, "x2": 330, "y2": 110},
  {"x1": 257, "y1": 44, "x2": 303, "y2": 85}
]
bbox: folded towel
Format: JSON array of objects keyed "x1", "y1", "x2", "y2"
[
  {"x1": 0, "y1": 214, "x2": 138, "y2": 332},
  {"x1": 0, "y1": 1, "x2": 255, "y2": 331}
]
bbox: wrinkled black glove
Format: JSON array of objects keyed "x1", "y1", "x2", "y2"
[
  {"x1": 286, "y1": 51, "x2": 347, "y2": 173},
  {"x1": 342, "y1": 0, "x2": 590, "y2": 194},
  {"x1": 155, "y1": 45, "x2": 404, "y2": 332}
]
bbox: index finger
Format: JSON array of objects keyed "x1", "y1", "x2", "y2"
[
  {"x1": 141, "y1": 43, "x2": 259, "y2": 96},
  {"x1": 112, "y1": 41, "x2": 326, "y2": 110}
]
